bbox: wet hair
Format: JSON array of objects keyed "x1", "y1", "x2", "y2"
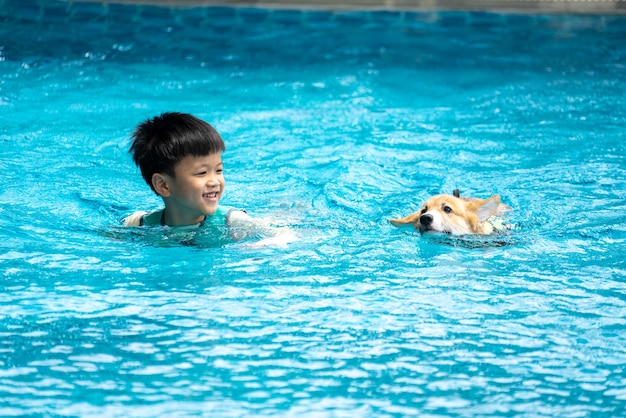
[{"x1": 129, "y1": 112, "x2": 225, "y2": 193}]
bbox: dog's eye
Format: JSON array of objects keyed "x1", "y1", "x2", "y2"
[
  {"x1": 443, "y1": 205, "x2": 453, "y2": 214},
  {"x1": 421, "y1": 207, "x2": 427, "y2": 214}
]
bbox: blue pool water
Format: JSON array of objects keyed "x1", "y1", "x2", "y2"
[{"x1": 2, "y1": 0, "x2": 626, "y2": 416}]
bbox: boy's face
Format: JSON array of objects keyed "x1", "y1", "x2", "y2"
[{"x1": 160, "y1": 153, "x2": 224, "y2": 226}]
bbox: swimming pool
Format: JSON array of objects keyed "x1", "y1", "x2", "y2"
[{"x1": 1, "y1": 0, "x2": 626, "y2": 416}]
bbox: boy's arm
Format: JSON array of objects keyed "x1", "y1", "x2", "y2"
[{"x1": 227, "y1": 210, "x2": 297, "y2": 246}]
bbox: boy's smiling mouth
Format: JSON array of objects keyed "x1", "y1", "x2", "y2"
[{"x1": 203, "y1": 191, "x2": 219, "y2": 200}]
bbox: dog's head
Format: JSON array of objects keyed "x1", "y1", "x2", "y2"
[{"x1": 390, "y1": 194, "x2": 506, "y2": 235}]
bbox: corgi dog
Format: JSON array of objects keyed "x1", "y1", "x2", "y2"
[{"x1": 390, "y1": 190, "x2": 512, "y2": 235}]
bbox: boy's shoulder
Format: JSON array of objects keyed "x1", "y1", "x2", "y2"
[
  {"x1": 225, "y1": 207, "x2": 252, "y2": 227},
  {"x1": 122, "y1": 211, "x2": 147, "y2": 227}
]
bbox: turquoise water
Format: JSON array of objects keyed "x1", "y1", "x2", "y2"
[{"x1": 2, "y1": 0, "x2": 626, "y2": 416}]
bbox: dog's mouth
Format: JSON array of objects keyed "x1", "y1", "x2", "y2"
[{"x1": 419, "y1": 225, "x2": 451, "y2": 235}]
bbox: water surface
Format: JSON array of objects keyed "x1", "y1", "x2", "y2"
[{"x1": 1, "y1": 1, "x2": 626, "y2": 416}]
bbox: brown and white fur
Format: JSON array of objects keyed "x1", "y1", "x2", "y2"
[{"x1": 390, "y1": 191, "x2": 512, "y2": 235}]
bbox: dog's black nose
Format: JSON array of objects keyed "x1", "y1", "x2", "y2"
[{"x1": 420, "y1": 213, "x2": 433, "y2": 226}]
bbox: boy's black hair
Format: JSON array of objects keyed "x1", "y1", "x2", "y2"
[{"x1": 130, "y1": 112, "x2": 225, "y2": 193}]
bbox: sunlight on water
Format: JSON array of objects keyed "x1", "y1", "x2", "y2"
[{"x1": 1, "y1": 0, "x2": 626, "y2": 416}]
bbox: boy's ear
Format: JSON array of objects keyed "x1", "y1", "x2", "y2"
[{"x1": 152, "y1": 173, "x2": 171, "y2": 197}]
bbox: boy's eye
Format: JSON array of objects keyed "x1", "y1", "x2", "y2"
[{"x1": 196, "y1": 171, "x2": 207, "y2": 176}]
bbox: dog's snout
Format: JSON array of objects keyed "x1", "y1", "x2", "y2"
[{"x1": 420, "y1": 213, "x2": 433, "y2": 226}]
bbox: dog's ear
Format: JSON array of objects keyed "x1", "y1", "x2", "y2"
[
  {"x1": 469, "y1": 195, "x2": 501, "y2": 222},
  {"x1": 390, "y1": 212, "x2": 421, "y2": 227}
]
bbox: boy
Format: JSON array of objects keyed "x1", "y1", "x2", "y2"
[{"x1": 123, "y1": 112, "x2": 292, "y2": 245}]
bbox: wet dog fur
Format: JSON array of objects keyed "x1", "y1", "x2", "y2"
[{"x1": 390, "y1": 190, "x2": 512, "y2": 235}]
